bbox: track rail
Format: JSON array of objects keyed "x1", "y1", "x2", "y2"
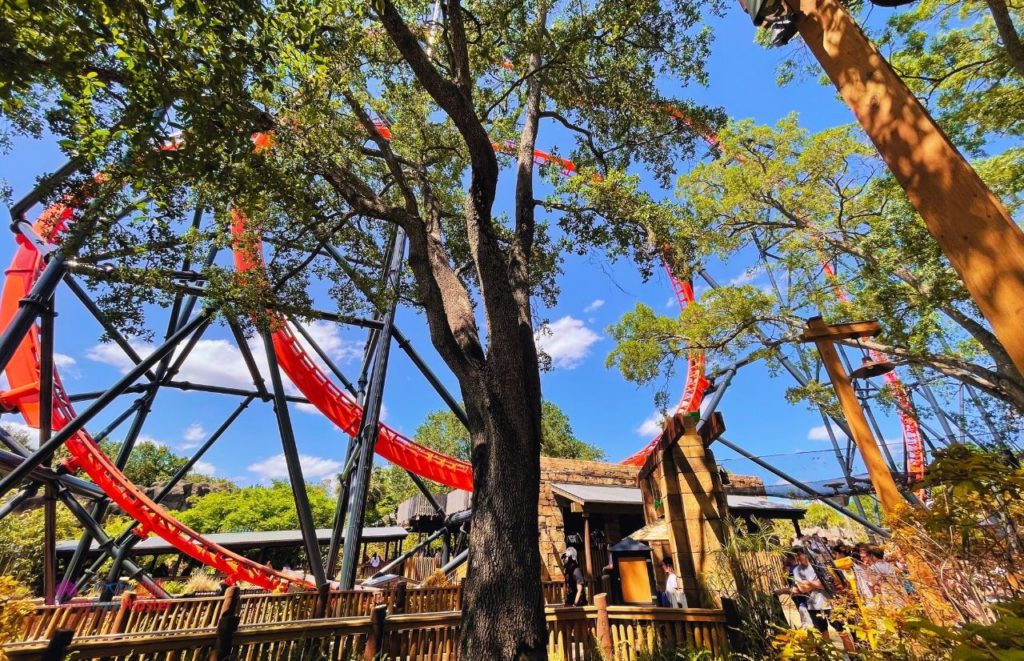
[{"x1": 0, "y1": 208, "x2": 311, "y2": 592}]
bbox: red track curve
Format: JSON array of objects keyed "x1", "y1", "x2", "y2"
[
  {"x1": 0, "y1": 208, "x2": 312, "y2": 592},
  {"x1": 0, "y1": 125, "x2": 706, "y2": 591}
]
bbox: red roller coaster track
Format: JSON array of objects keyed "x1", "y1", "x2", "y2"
[
  {"x1": 0, "y1": 208, "x2": 312, "y2": 592},
  {"x1": 0, "y1": 132, "x2": 707, "y2": 590}
]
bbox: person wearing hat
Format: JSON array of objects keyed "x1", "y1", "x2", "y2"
[{"x1": 561, "y1": 546, "x2": 587, "y2": 607}]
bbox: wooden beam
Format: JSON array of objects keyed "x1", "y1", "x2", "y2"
[
  {"x1": 800, "y1": 317, "x2": 881, "y2": 342},
  {"x1": 791, "y1": 0, "x2": 1024, "y2": 377},
  {"x1": 800, "y1": 321, "x2": 904, "y2": 514}
]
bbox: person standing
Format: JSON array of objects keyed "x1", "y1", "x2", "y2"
[
  {"x1": 661, "y1": 558, "x2": 688, "y2": 608},
  {"x1": 790, "y1": 548, "x2": 855, "y2": 652},
  {"x1": 561, "y1": 547, "x2": 587, "y2": 607}
]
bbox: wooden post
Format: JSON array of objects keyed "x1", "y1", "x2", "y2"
[
  {"x1": 801, "y1": 318, "x2": 904, "y2": 514},
  {"x1": 594, "y1": 593, "x2": 613, "y2": 659},
  {"x1": 392, "y1": 581, "x2": 407, "y2": 615},
  {"x1": 211, "y1": 585, "x2": 240, "y2": 661},
  {"x1": 110, "y1": 590, "x2": 137, "y2": 634},
  {"x1": 789, "y1": 0, "x2": 1024, "y2": 377},
  {"x1": 363, "y1": 604, "x2": 387, "y2": 660},
  {"x1": 41, "y1": 629, "x2": 73, "y2": 661},
  {"x1": 313, "y1": 582, "x2": 331, "y2": 619},
  {"x1": 802, "y1": 317, "x2": 960, "y2": 624}
]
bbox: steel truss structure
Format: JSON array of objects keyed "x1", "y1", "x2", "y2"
[{"x1": 0, "y1": 132, "x2": 1014, "y2": 606}]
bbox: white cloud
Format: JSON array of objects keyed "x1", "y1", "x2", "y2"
[
  {"x1": 729, "y1": 266, "x2": 764, "y2": 287},
  {"x1": 136, "y1": 435, "x2": 166, "y2": 448},
  {"x1": 53, "y1": 351, "x2": 76, "y2": 372},
  {"x1": 191, "y1": 460, "x2": 216, "y2": 477},
  {"x1": 636, "y1": 411, "x2": 667, "y2": 437},
  {"x1": 294, "y1": 401, "x2": 323, "y2": 416},
  {"x1": 247, "y1": 453, "x2": 343, "y2": 482},
  {"x1": 180, "y1": 423, "x2": 205, "y2": 450},
  {"x1": 665, "y1": 297, "x2": 677, "y2": 309},
  {"x1": 807, "y1": 425, "x2": 847, "y2": 442},
  {"x1": 583, "y1": 299, "x2": 605, "y2": 314},
  {"x1": 534, "y1": 316, "x2": 600, "y2": 369},
  {"x1": 183, "y1": 423, "x2": 205, "y2": 443},
  {"x1": 296, "y1": 320, "x2": 363, "y2": 365}
]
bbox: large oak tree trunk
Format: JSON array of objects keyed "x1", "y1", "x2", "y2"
[{"x1": 458, "y1": 341, "x2": 547, "y2": 660}]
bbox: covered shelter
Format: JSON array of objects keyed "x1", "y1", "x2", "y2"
[{"x1": 56, "y1": 526, "x2": 408, "y2": 582}]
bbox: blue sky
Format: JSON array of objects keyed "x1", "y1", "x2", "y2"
[{"x1": 0, "y1": 7, "x2": 915, "y2": 493}]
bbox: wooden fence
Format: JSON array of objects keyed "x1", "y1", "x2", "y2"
[
  {"x1": 18, "y1": 583, "x2": 511, "y2": 643},
  {"x1": 5, "y1": 590, "x2": 729, "y2": 660}
]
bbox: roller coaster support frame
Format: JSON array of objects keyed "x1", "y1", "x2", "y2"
[
  {"x1": 325, "y1": 440, "x2": 354, "y2": 579},
  {"x1": 263, "y1": 330, "x2": 328, "y2": 589},
  {"x1": 339, "y1": 228, "x2": 406, "y2": 590},
  {"x1": 0, "y1": 256, "x2": 65, "y2": 376},
  {"x1": 818, "y1": 413, "x2": 875, "y2": 528},
  {"x1": 789, "y1": 0, "x2": 1024, "y2": 379},
  {"x1": 0, "y1": 310, "x2": 209, "y2": 502},
  {"x1": 68, "y1": 380, "x2": 312, "y2": 405},
  {"x1": 715, "y1": 435, "x2": 887, "y2": 536},
  {"x1": 802, "y1": 317, "x2": 915, "y2": 515},
  {"x1": 55, "y1": 484, "x2": 167, "y2": 599},
  {"x1": 323, "y1": 243, "x2": 468, "y2": 426},
  {"x1": 39, "y1": 292, "x2": 56, "y2": 604},
  {"x1": 91, "y1": 396, "x2": 256, "y2": 594},
  {"x1": 0, "y1": 448, "x2": 103, "y2": 499},
  {"x1": 64, "y1": 305, "x2": 212, "y2": 587},
  {"x1": 371, "y1": 510, "x2": 471, "y2": 580},
  {"x1": 698, "y1": 270, "x2": 857, "y2": 439}
]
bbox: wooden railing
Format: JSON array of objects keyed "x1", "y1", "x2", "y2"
[
  {"x1": 18, "y1": 583, "x2": 483, "y2": 643},
  {"x1": 5, "y1": 590, "x2": 729, "y2": 660}
]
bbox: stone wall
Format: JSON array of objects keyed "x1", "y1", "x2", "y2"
[{"x1": 538, "y1": 457, "x2": 640, "y2": 580}]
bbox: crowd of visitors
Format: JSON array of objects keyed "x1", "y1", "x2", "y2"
[{"x1": 777, "y1": 537, "x2": 914, "y2": 649}]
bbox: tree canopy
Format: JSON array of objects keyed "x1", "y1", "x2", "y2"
[
  {"x1": 176, "y1": 481, "x2": 334, "y2": 534},
  {"x1": 608, "y1": 114, "x2": 1023, "y2": 439}
]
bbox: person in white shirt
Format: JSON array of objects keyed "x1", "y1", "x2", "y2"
[
  {"x1": 661, "y1": 558, "x2": 687, "y2": 608},
  {"x1": 790, "y1": 548, "x2": 855, "y2": 652}
]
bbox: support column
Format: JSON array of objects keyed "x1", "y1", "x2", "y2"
[
  {"x1": 338, "y1": 229, "x2": 406, "y2": 589},
  {"x1": 39, "y1": 295, "x2": 56, "y2": 604},
  {"x1": 640, "y1": 414, "x2": 730, "y2": 606},
  {"x1": 801, "y1": 318, "x2": 905, "y2": 514},
  {"x1": 790, "y1": 0, "x2": 1024, "y2": 376}
]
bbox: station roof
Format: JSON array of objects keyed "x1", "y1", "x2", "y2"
[
  {"x1": 551, "y1": 483, "x2": 804, "y2": 519},
  {"x1": 56, "y1": 526, "x2": 408, "y2": 556}
]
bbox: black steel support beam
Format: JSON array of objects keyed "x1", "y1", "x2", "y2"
[
  {"x1": 67, "y1": 380, "x2": 312, "y2": 404},
  {"x1": 0, "y1": 311, "x2": 209, "y2": 502},
  {"x1": 0, "y1": 449, "x2": 104, "y2": 499},
  {"x1": 0, "y1": 257, "x2": 65, "y2": 375},
  {"x1": 263, "y1": 330, "x2": 327, "y2": 588},
  {"x1": 714, "y1": 435, "x2": 888, "y2": 536},
  {"x1": 39, "y1": 295, "x2": 56, "y2": 604},
  {"x1": 339, "y1": 229, "x2": 405, "y2": 590}
]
